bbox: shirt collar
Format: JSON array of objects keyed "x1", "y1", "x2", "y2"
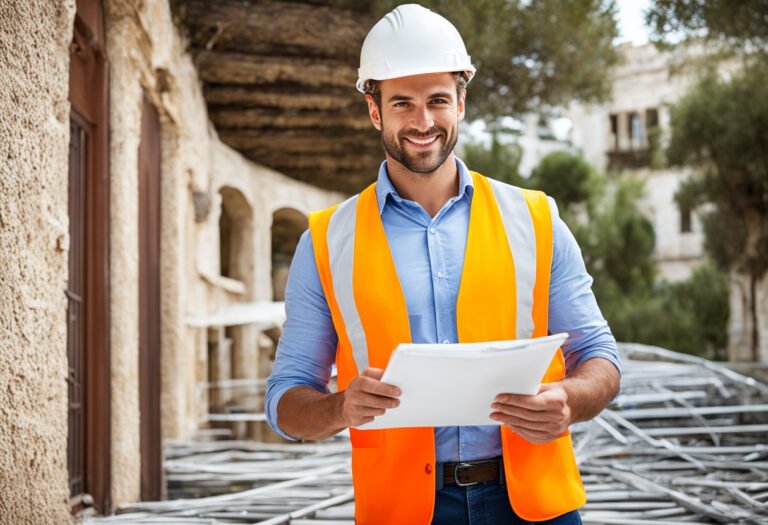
[{"x1": 375, "y1": 157, "x2": 475, "y2": 215}]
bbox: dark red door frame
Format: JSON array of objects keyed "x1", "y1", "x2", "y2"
[
  {"x1": 138, "y1": 93, "x2": 164, "y2": 502},
  {"x1": 68, "y1": 0, "x2": 111, "y2": 515}
]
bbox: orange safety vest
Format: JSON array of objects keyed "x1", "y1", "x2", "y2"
[{"x1": 309, "y1": 171, "x2": 585, "y2": 524}]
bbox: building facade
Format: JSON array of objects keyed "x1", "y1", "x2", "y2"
[
  {"x1": 569, "y1": 43, "x2": 707, "y2": 282},
  {"x1": 0, "y1": 0, "x2": 347, "y2": 522}
]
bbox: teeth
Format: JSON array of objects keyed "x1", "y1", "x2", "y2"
[{"x1": 407, "y1": 136, "x2": 438, "y2": 145}]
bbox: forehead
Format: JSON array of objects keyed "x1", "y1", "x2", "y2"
[{"x1": 379, "y1": 72, "x2": 457, "y2": 99}]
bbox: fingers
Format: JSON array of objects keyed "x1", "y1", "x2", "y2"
[
  {"x1": 339, "y1": 369, "x2": 401, "y2": 427},
  {"x1": 490, "y1": 384, "x2": 570, "y2": 442},
  {"x1": 357, "y1": 368, "x2": 401, "y2": 398},
  {"x1": 504, "y1": 425, "x2": 558, "y2": 444},
  {"x1": 351, "y1": 391, "x2": 400, "y2": 411},
  {"x1": 361, "y1": 367, "x2": 384, "y2": 380},
  {"x1": 489, "y1": 411, "x2": 567, "y2": 433},
  {"x1": 341, "y1": 391, "x2": 398, "y2": 426},
  {"x1": 494, "y1": 387, "x2": 567, "y2": 411},
  {"x1": 489, "y1": 403, "x2": 553, "y2": 423}
]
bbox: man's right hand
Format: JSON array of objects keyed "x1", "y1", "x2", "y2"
[{"x1": 338, "y1": 367, "x2": 401, "y2": 427}]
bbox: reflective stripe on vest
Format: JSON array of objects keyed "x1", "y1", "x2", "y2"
[
  {"x1": 327, "y1": 195, "x2": 370, "y2": 372},
  {"x1": 309, "y1": 172, "x2": 585, "y2": 524}
]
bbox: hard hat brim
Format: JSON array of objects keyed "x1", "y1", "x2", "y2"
[{"x1": 356, "y1": 65, "x2": 476, "y2": 93}]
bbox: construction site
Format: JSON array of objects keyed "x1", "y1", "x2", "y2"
[
  {"x1": 84, "y1": 343, "x2": 768, "y2": 524},
  {"x1": 2, "y1": 0, "x2": 768, "y2": 524}
]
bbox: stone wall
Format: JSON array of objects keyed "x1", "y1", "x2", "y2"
[
  {"x1": 0, "y1": 0, "x2": 346, "y2": 518},
  {"x1": 0, "y1": 1, "x2": 76, "y2": 523}
]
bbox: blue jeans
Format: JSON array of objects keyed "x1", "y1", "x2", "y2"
[{"x1": 431, "y1": 481, "x2": 582, "y2": 525}]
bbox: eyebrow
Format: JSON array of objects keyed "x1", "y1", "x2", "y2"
[{"x1": 385, "y1": 92, "x2": 455, "y2": 103}]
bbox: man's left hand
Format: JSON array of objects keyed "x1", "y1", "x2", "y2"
[{"x1": 490, "y1": 383, "x2": 571, "y2": 444}]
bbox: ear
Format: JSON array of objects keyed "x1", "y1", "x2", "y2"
[
  {"x1": 365, "y1": 94, "x2": 382, "y2": 131},
  {"x1": 457, "y1": 91, "x2": 466, "y2": 122}
]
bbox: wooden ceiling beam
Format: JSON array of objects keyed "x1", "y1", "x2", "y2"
[
  {"x1": 240, "y1": 141, "x2": 381, "y2": 158},
  {"x1": 210, "y1": 107, "x2": 371, "y2": 130},
  {"x1": 217, "y1": 127, "x2": 379, "y2": 149},
  {"x1": 195, "y1": 51, "x2": 357, "y2": 88},
  {"x1": 245, "y1": 152, "x2": 381, "y2": 171},
  {"x1": 173, "y1": 0, "x2": 370, "y2": 60},
  {"x1": 203, "y1": 85, "x2": 362, "y2": 111}
]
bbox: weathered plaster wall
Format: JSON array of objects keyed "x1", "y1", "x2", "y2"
[
  {"x1": 0, "y1": 0, "x2": 347, "y2": 513},
  {"x1": 181, "y1": 135, "x2": 345, "y2": 433},
  {"x1": 0, "y1": 1, "x2": 76, "y2": 523},
  {"x1": 102, "y1": 0, "x2": 345, "y2": 507}
]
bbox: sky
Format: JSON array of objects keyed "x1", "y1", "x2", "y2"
[{"x1": 615, "y1": 0, "x2": 652, "y2": 46}]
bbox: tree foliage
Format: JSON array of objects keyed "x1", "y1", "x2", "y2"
[
  {"x1": 648, "y1": 0, "x2": 768, "y2": 360},
  {"x1": 461, "y1": 135, "x2": 524, "y2": 187},
  {"x1": 529, "y1": 151, "x2": 593, "y2": 213},
  {"x1": 339, "y1": 0, "x2": 620, "y2": 121},
  {"x1": 578, "y1": 175, "x2": 657, "y2": 299},
  {"x1": 669, "y1": 64, "x2": 768, "y2": 279},
  {"x1": 647, "y1": 0, "x2": 768, "y2": 52}
]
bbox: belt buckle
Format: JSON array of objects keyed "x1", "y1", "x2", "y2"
[{"x1": 454, "y1": 462, "x2": 480, "y2": 487}]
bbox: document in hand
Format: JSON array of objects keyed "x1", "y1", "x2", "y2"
[{"x1": 355, "y1": 333, "x2": 568, "y2": 430}]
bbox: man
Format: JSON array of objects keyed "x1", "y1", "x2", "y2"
[{"x1": 266, "y1": 4, "x2": 621, "y2": 524}]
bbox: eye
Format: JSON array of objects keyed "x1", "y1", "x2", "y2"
[{"x1": 430, "y1": 98, "x2": 450, "y2": 105}]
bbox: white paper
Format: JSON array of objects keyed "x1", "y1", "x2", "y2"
[{"x1": 355, "y1": 333, "x2": 568, "y2": 430}]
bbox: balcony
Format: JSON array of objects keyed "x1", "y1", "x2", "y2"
[{"x1": 607, "y1": 148, "x2": 652, "y2": 171}]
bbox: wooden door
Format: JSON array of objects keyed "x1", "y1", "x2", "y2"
[
  {"x1": 67, "y1": 0, "x2": 111, "y2": 514},
  {"x1": 138, "y1": 93, "x2": 163, "y2": 501}
]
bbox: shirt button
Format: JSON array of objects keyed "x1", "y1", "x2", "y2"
[
  {"x1": 425, "y1": 463, "x2": 432, "y2": 474},
  {"x1": 429, "y1": 227, "x2": 436, "y2": 234},
  {"x1": 437, "y1": 271, "x2": 444, "y2": 279},
  {"x1": 443, "y1": 339, "x2": 450, "y2": 344}
]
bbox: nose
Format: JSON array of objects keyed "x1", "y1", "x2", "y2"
[{"x1": 410, "y1": 104, "x2": 434, "y2": 132}]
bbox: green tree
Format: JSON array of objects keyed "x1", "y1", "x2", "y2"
[
  {"x1": 341, "y1": 0, "x2": 620, "y2": 120},
  {"x1": 461, "y1": 135, "x2": 524, "y2": 186},
  {"x1": 529, "y1": 151, "x2": 593, "y2": 215},
  {"x1": 670, "y1": 263, "x2": 730, "y2": 360},
  {"x1": 648, "y1": 0, "x2": 768, "y2": 360},
  {"x1": 669, "y1": 64, "x2": 768, "y2": 360},
  {"x1": 647, "y1": 0, "x2": 768, "y2": 52},
  {"x1": 579, "y1": 175, "x2": 657, "y2": 300}
]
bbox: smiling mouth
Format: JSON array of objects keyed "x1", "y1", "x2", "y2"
[{"x1": 404, "y1": 135, "x2": 439, "y2": 146}]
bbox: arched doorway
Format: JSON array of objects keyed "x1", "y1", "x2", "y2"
[
  {"x1": 218, "y1": 186, "x2": 255, "y2": 291},
  {"x1": 271, "y1": 208, "x2": 308, "y2": 301}
]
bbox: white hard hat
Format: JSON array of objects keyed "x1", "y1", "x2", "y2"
[{"x1": 356, "y1": 3, "x2": 476, "y2": 93}]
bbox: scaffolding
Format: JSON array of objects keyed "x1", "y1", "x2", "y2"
[{"x1": 87, "y1": 343, "x2": 768, "y2": 524}]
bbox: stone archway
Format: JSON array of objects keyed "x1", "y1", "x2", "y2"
[
  {"x1": 271, "y1": 207, "x2": 309, "y2": 301},
  {"x1": 218, "y1": 186, "x2": 255, "y2": 293},
  {"x1": 210, "y1": 187, "x2": 256, "y2": 413}
]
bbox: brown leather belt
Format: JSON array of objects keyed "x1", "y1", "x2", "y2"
[{"x1": 440, "y1": 457, "x2": 503, "y2": 488}]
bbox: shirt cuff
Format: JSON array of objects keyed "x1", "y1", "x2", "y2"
[
  {"x1": 265, "y1": 384, "x2": 304, "y2": 442},
  {"x1": 582, "y1": 351, "x2": 622, "y2": 376}
]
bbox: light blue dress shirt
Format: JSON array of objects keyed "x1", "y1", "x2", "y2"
[{"x1": 266, "y1": 158, "x2": 620, "y2": 462}]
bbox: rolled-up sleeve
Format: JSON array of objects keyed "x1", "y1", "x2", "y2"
[
  {"x1": 265, "y1": 230, "x2": 339, "y2": 440},
  {"x1": 547, "y1": 199, "x2": 621, "y2": 376}
]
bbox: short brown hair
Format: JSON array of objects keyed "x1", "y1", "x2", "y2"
[{"x1": 364, "y1": 71, "x2": 469, "y2": 110}]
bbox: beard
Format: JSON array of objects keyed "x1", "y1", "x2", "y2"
[{"x1": 381, "y1": 123, "x2": 458, "y2": 174}]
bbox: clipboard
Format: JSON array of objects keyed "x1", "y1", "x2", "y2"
[{"x1": 355, "y1": 333, "x2": 568, "y2": 430}]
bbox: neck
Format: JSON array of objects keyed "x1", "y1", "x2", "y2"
[{"x1": 385, "y1": 154, "x2": 460, "y2": 217}]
